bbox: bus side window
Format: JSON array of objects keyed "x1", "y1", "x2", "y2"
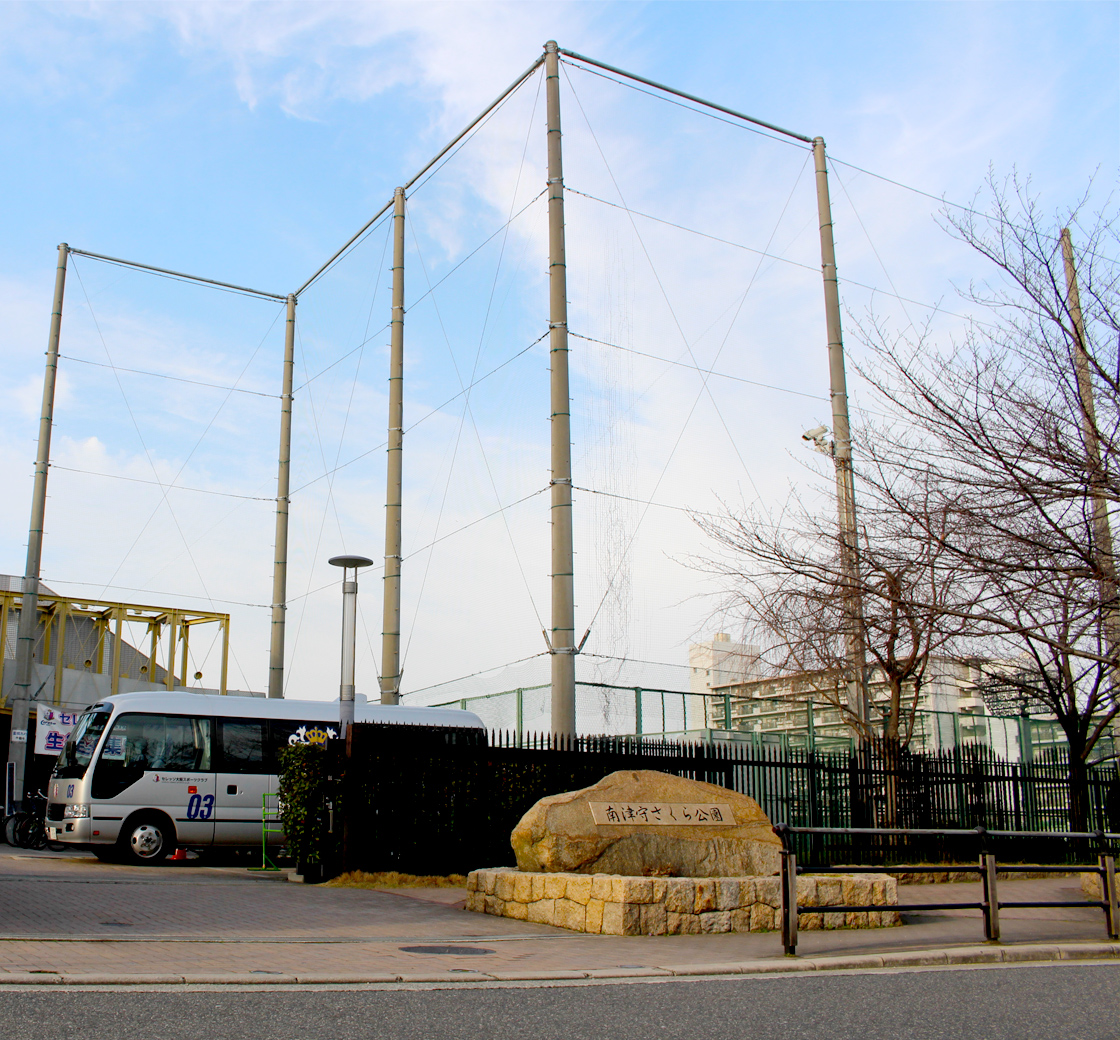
[
  {"x1": 216, "y1": 719, "x2": 266, "y2": 774},
  {"x1": 92, "y1": 714, "x2": 212, "y2": 799}
]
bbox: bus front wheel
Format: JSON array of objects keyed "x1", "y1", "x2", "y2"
[{"x1": 119, "y1": 814, "x2": 176, "y2": 866}]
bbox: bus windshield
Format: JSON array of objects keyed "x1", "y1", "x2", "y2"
[{"x1": 52, "y1": 710, "x2": 111, "y2": 779}]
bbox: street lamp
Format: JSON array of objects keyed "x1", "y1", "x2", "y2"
[{"x1": 328, "y1": 555, "x2": 373, "y2": 734}]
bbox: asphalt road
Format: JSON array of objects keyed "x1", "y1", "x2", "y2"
[{"x1": 2, "y1": 963, "x2": 1117, "y2": 1040}]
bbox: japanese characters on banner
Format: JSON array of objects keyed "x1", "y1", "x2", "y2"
[
  {"x1": 35, "y1": 708, "x2": 79, "y2": 756},
  {"x1": 588, "y1": 801, "x2": 736, "y2": 826}
]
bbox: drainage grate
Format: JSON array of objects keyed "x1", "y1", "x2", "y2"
[{"x1": 398, "y1": 945, "x2": 495, "y2": 956}]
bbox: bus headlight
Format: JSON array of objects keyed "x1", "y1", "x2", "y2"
[{"x1": 63, "y1": 804, "x2": 90, "y2": 818}]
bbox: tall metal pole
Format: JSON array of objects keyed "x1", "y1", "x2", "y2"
[
  {"x1": 1062, "y1": 228, "x2": 1120, "y2": 663},
  {"x1": 340, "y1": 569, "x2": 357, "y2": 732},
  {"x1": 812, "y1": 139, "x2": 869, "y2": 733},
  {"x1": 545, "y1": 41, "x2": 576, "y2": 736},
  {"x1": 267, "y1": 294, "x2": 297, "y2": 699},
  {"x1": 380, "y1": 187, "x2": 406, "y2": 705},
  {"x1": 8, "y1": 243, "x2": 68, "y2": 811}
]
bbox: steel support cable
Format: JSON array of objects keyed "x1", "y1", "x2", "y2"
[
  {"x1": 400, "y1": 79, "x2": 547, "y2": 672},
  {"x1": 404, "y1": 76, "x2": 538, "y2": 200},
  {"x1": 404, "y1": 190, "x2": 547, "y2": 312},
  {"x1": 568, "y1": 331, "x2": 829, "y2": 402},
  {"x1": 294, "y1": 208, "x2": 395, "y2": 299},
  {"x1": 401, "y1": 651, "x2": 550, "y2": 700},
  {"x1": 573, "y1": 484, "x2": 795, "y2": 531},
  {"x1": 399, "y1": 246, "x2": 543, "y2": 670},
  {"x1": 828, "y1": 159, "x2": 920, "y2": 336},
  {"x1": 356, "y1": 598, "x2": 382, "y2": 688},
  {"x1": 404, "y1": 57, "x2": 546, "y2": 193},
  {"x1": 49, "y1": 466, "x2": 275, "y2": 502},
  {"x1": 286, "y1": 219, "x2": 392, "y2": 691},
  {"x1": 70, "y1": 259, "x2": 265, "y2": 685},
  {"x1": 558, "y1": 55, "x2": 1115, "y2": 267},
  {"x1": 294, "y1": 323, "x2": 389, "y2": 393},
  {"x1": 280, "y1": 488, "x2": 549, "y2": 613},
  {"x1": 121, "y1": 468, "x2": 281, "y2": 594},
  {"x1": 288, "y1": 333, "x2": 546, "y2": 497},
  {"x1": 291, "y1": 89, "x2": 514, "y2": 300},
  {"x1": 568, "y1": 187, "x2": 993, "y2": 329},
  {"x1": 294, "y1": 57, "x2": 545, "y2": 298},
  {"x1": 282, "y1": 315, "x2": 371, "y2": 694},
  {"x1": 564, "y1": 64, "x2": 794, "y2": 497},
  {"x1": 569, "y1": 331, "x2": 897, "y2": 424},
  {"x1": 57, "y1": 355, "x2": 280, "y2": 398},
  {"x1": 566, "y1": 186, "x2": 819, "y2": 272},
  {"x1": 400, "y1": 487, "x2": 550, "y2": 563},
  {"x1": 69, "y1": 260, "x2": 284, "y2": 596},
  {"x1": 43, "y1": 577, "x2": 271, "y2": 610},
  {"x1": 563, "y1": 70, "x2": 806, "y2": 641},
  {"x1": 827, "y1": 157, "x2": 1118, "y2": 265}
]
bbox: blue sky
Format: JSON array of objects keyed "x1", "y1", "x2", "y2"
[{"x1": 1, "y1": 2, "x2": 1116, "y2": 709}]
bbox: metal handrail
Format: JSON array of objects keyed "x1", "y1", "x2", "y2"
[
  {"x1": 776, "y1": 824, "x2": 1120, "y2": 840},
  {"x1": 771, "y1": 823, "x2": 1120, "y2": 955}
]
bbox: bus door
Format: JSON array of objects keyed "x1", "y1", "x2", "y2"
[
  {"x1": 91, "y1": 713, "x2": 215, "y2": 845},
  {"x1": 213, "y1": 717, "x2": 269, "y2": 845}
]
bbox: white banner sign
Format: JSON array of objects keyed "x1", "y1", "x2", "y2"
[{"x1": 35, "y1": 708, "x2": 79, "y2": 756}]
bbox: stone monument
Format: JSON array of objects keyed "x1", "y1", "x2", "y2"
[
  {"x1": 511, "y1": 769, "x2": 781, "y2": 877},
  {"x1": 466, "y1": 769, "x2": 900, "y2": 936}
]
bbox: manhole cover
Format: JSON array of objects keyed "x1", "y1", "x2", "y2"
[{"x1": 398, "y1": 945, "x2": 494, "y2": 956}]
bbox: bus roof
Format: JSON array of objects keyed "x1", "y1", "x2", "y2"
[{"x1": 81, "y1": 691, "x2": 485, "y2": 730}]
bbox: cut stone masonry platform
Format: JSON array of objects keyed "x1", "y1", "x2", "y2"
[{"x1": 466, "y1": 868, "x2": 901, "y2": 936}]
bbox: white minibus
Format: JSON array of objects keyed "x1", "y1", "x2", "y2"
[{"x1": 45, "y1": 691, "x2": 483, "y2": 865}]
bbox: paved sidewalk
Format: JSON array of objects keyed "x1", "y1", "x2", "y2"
[{"x1": 0, "y1": 847, "x2": 1115, "y2": 985}]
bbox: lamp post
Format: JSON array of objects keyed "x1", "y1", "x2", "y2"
[{"x1": 328, "y1": 555, "x2": 373, "y2": 734}]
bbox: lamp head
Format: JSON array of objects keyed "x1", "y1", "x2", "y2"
[{"x1": 329, "y1": 555, "x2": 374, "y2": 569}]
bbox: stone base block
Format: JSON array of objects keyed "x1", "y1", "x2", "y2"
[{"x1": 465, "y1": 869, "x2": 900, "y2": 935}]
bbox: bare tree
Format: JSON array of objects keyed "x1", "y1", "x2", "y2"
[
  {"x1": 695, "y1": 480, "x2": 974, "y2": 751},
  {"x1": 855, "y1": 174, "x2": 1120, "y2": 829}
]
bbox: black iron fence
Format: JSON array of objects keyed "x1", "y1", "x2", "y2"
[{"x1": 332, "y1": 725, "x2": 1120, "y2": 877}]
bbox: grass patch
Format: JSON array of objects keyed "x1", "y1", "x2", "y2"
[{"x1": 325, "y1": 870, "x2": 468, "y2": 889}]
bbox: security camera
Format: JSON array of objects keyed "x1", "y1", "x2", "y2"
[{"x1": 802, "y1": 425, "x2": 833, "y2": 455}]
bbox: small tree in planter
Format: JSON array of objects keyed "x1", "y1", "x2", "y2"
[{"x1": 278, "y1": 741, "x2": 343, "y2": 882}]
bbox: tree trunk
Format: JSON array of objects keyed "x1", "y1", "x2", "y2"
[
  {"x1": 878, "y1": 736, "x2": 901, "y2": 829},
  {"x1": 1067, "y1": 746, "x2": 1090, "y2": 834}
]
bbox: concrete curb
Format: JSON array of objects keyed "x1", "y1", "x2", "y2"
[{"x1": 0, "y1": 942, "x2": 1117, "y2": 986}]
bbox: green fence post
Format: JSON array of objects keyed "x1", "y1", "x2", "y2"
[
  {"x1": 725, "y1": 692, "x2": 732, "y2": 731},
  {"x1": 253, "y1": 791, "x2": 283, "y2": 872},
  {"x1": 806, "y1": 699, "x2": 815, "y2": 751},
  {"x1": 516, "y1": 688, "x2": 523, "y2": 736},
  {"x1": 635, "y1": 688, "x2": 643, "y2": 737}
]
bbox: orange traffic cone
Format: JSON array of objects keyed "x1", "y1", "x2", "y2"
[{"x1": 170, "y1": 848, "x2": 188, "y2": 862}]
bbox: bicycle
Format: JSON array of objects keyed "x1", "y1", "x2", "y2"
[{"x1": 4, "y1": 792, "x2": 63, "y2": 851}]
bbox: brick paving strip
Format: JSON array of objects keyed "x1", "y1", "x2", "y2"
[{"x1": 0, "y1": 849, "x2": 1116, "y2": 986}]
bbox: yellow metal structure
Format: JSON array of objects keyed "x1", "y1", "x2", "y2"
[{"x1": 0, "y1": 590, "x2": 229, "y2": 708}]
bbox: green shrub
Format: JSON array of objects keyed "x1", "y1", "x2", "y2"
[{"x1": 277, "y1": 741, "x2": 343, "y2": 871}]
